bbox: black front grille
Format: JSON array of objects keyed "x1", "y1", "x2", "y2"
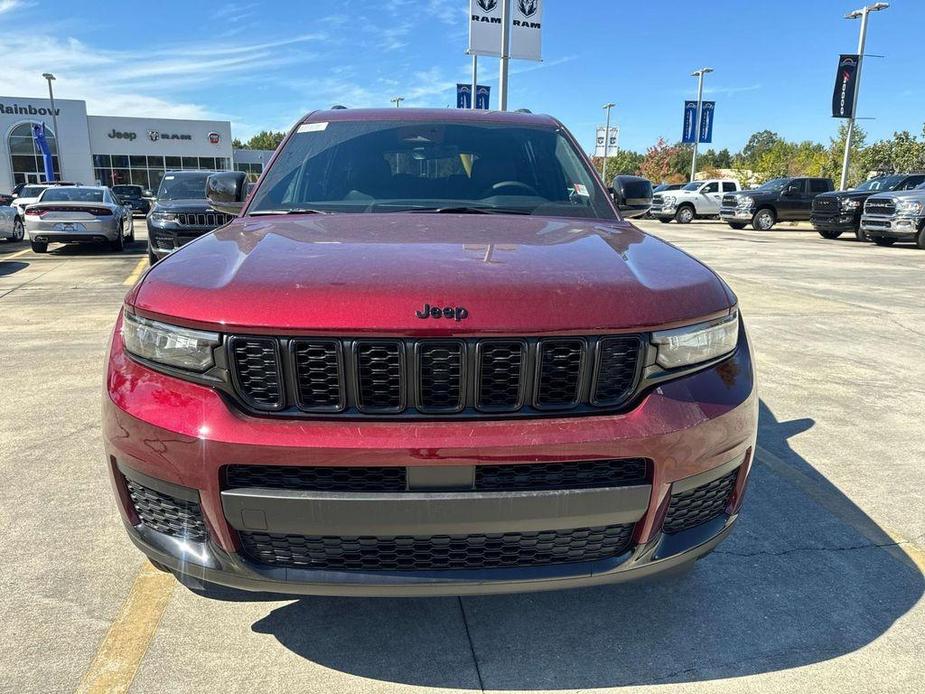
[
  {"x1": 229, "y1": 337, "x2": 283, "y2": 409},
  {"x1": 225, "y1": 465, "x2": 407, "y2": 492},
  {"x1": 239, "y1": 524, "x2": 634, "y2": 571},
  {"x1": 153, "y1": 236, "x2": 174, "y2": 250},
  {"x1": 722, "y1": 194, "x2": 738, "y2": 207},
  {"x1": 865, "y1": 198, "x2": 895, "y2": 216},
  {"x1": 475, "y1": 459, "x2": 648, "y2": 491},
  {"x1": 663, "y1": 470, "x2": 738, "y2": 534},
  {"x1": 125, "y1": 478, "x2": 207, "y2": 542},
  {"x1": 652, "y1": 194, "x2": 663, "y2": 205},
  {"x1": 812, "y1": 196, "x2": 839, "y2": 213},
  {"x1": 224, "y1": 459, "x2": 649, "y2": 493},
  {"x1": 176, "y1": 211, "x2": 231, "y2": 228},
  {"x1": 227, "y1": 336, "x2": 643, "y2": 418}
]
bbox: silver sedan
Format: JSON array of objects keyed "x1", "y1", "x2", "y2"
[
  {"x1": 24, "y1": 186, "x2": 134, "y2": 253},
  {"x1": 0, "y1": 201, "x2": 24, "y2": 242}
]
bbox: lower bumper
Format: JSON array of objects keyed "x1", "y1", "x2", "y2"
[
  {"x1": 29, "y1": 232, "x2": 115, "y2": 244},
  {"x1": 811, "y1": 215, "x2": 857, "y2": 231},
  {"x1": 860, "y1": 215, "x2": 921, "y2": 238},
  {"x1": 719, "y1": 208, "x2": 752, "y2": 221}
]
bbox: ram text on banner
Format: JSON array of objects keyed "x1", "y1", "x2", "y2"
[
  {"x1": 594, "y1": 126, "x2": 620, "y2": 158},
  {"x1": 681, "y1": 101, "x2": 697, "y2": 144},
  {"x1": 510, "y1": 0, "x2": 543, "y2": 62},
  {"x1": 832, "y1": 54, "x2": 859, "y2": 118},
  {"x1": 469, "y1": 0, "x2": 503, "y2": 57},
  {"x1": 699, "y1": 101, "x2": 715, "y2": 143}
]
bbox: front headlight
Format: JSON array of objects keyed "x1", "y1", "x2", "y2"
[
  {"x1": 736, "y1": 195, "x2": 754, "y2": 209},
  {"x1": 149, "y1": 211, "x2": 178, "y2": 223},
  {"x1": 122, "y1": 312, "x2": 220, "y2": 372},
  {"x1": 652, "y1": 310, "x2": 739, "y2": 369},
  {"x1": 662, "y1": 195, "x2": 676, "y2": 206},
  {"x1": 896, "y1": 199, "x2": 923, "y2": 215},
  {"x1": 841, "y1": 198, "x2": 860, "y2": 211}
]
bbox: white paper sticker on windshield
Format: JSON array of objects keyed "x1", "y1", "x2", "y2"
[
  {"x1": 298, "y1": 122, "x2": 328, "y2": 133},
  {"x1": 574, "y1": 183, "x2": 589, "y2": 197},
  {"x1": 163, "y1": 175, "x2": 175, "y2": 180}
]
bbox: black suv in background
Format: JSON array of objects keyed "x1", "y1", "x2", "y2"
[
  {"x1": 720, "y1": 177, "x2": 834, "y2": 231},
  {"x1": 811, "y1": 173, "x2": 925, "y2": 241},
  {"x1": 146, "y1": 171, "x2": 234, "y2": 264},
  {"x1": 112, "y1": 185, "x2": 152, "y2": 216}
]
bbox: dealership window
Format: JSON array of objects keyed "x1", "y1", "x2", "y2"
[
  {"x1": 234, "y1": 161, "x2": 264, "y2": 182},
  {"x1": 92, "y1": 153, "x2": 229, "y2": 191},
  {"x1": 8, "y1": 122, "x2": 61, "y2": 185}
]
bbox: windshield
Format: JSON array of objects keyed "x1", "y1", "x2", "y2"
[
  {"x1": 157, "y1": 173, "x2": 210, "y2": 201},
  {"x1": 248, "y1": 120, "x2": 615, "y2": 219},
  {"x1": 681, "y1": 182, "x2": 702, "y2": 192},
  {"x1": 755, "y1": 178, "x2": 790, "y2": 192},
  {"x1": 20, "y1": 186, "x2": 48, "y2": 198},
  {"x1": 113, "y1": 185, "x2": 143, "y2": 197},
  {"x1": 40, "y1": 187, "x2": 104, "y2": 203},
  {"x1": 854, "y1": 175, "x2": 907, "y2": 192}
]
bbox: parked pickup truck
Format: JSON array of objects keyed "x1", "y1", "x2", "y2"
[
  {"x1": 860, "y1": 183, "x2": 925, "y2": 249},
  {"x1": 650, "y1": 179, "x2": 740, "y2": 224},
  {"x1": 720, "y1": 177, "x2": 833, "y2": 231},
  {"x1": 812, "y1": 173, "x2": 925, "y2": 241}
]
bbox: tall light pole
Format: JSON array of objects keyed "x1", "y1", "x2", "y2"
[
  {"x1": 602, "y1": 103, "x2": 616, "y2": 180},
  {"x1": 390, "y1": 96, "x2": 404, "y2": 108},
  {"x1": 42, "y1": 72, "x2": 61, "y2": 180},
  {"x1": 689, "y1": 67, "x2": 713, "y2": 182},
  {"x1": 471, "y1": 55, "x2": 478, "y2": 110},
  {"x1": 498, "y1": 0, "x2": 512, "y2": 111},
  {"x1": 840, "y1": 2, "x2": 889, "y2": 190}
]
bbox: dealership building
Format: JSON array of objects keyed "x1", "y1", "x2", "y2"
[{"x1": 0, "y1": 94, "x2": 273, "y2": 192}]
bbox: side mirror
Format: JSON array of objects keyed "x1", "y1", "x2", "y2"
[
  {"x1": 207, "y1": 171, "x2": 247, "y2": 215},
  {"x1": 783, "y1": 186, "x2": 799, "y2": 197},
  {"x1": 608, "y1": 185, "x2": 625, "y2": 207}
]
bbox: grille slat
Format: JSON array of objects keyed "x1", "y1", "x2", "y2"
[
  {"x1": 125, "y1": 478, "x2": 207, "y2": 542},
  {"x1": 535, "y1": 339, "x2": 585, "y2": 409},
  {"x1": 230, "y1": 337, "x2": 283, "y2": 410},
  {"x1": 812, "y1": 196, "x2": 839, "y2": 213},
  {"x1": 240, "y1": 524, "x2": 634, "y2": 571},
  {"x1": 418, "y1": 342, "x2": 464, "y2": 412},
  {"x1": 864, "y1": 198, "x2": 895, "y2": 216},
  {"x1": 227, "y1": 336, "x2": 643, "y2": 417},
  {"x1": 663, "y1": 470, "x2": 738, "y2": 534},
  {"x1": 176, "y1": 211, "x2": 231, "y2": 227},
  {"x1": 292, "y1": 341, "x2": 344, "y2": 411}
]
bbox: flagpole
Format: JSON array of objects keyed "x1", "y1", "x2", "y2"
[
  {"x1": 499, "y1": 0, "x2": 511, "y2": 111},
  {"x1": 471, "y1": 55, "x2": 478, "y2": 110}
]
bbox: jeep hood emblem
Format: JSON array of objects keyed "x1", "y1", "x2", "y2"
[{"x1": 416, "y1": 303, "x2": 469, "y2": 322}]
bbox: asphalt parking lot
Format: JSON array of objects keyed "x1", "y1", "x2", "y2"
[{"x1": 1, "y1": 219, "x2": 923, "y2": 694}]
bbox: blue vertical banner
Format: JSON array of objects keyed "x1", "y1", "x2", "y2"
[
  {"x1": 682, "y1": 101, "x2": 697, "y2": 143},
  {"x1": 475, "y1": 85, "x2": 490, "y2": 110},
  {"x1": 457, "y1": 84, "x2": 472, "y2": 109},
  {"x1": 699, "y1": 101, "x2": 715, "y2": 143},
  {"x1": 31, "y1": 122, "x2": 56, "y2": 182},
  {"x1": 457, "y1": 84, "x2": 490, "y2": 110}
]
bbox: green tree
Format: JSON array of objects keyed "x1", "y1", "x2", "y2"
[
  {"x1": 236, "y1": 130, "x2": 286, "y2": 151},
  {"x1": 594, "y1": 150, "x2": 645, "y2": 180},
  {"x1": 740, "y1": 130, "x2": 783, "y2": 169}
]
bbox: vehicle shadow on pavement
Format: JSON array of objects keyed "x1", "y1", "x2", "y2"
[
  {"x1": 0, "y1": 260, "x2": 27, "y2": 277},
  {"x1": 45, "y1": 241, "x2": 146, "y2": 257},
  {"x1": 237, "y1": 399, "x2": 923, "y2": 688}
]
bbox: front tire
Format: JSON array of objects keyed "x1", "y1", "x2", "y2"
[
  {"x1": 728, "y1": 222, "x2": 747, "y2": 230},
  {"x1": 752, "y1": 208, "x2": 776, "y2": 231},
  {"x1": 11, "y1": 218, "x2": 24, "y2": 242},
  {"x1": 31, "y1": 240, "x2": 47, "y2": 253},
  {"x1": 872, "y1": 237, "x2": 895, "y2": 247},
  {"x1": 674, "y1": 205, "x2": 695, "y2": 224},
  {"x1": 658, "y1": 218, "x2": 672, "y2": 224},
  {"x1": 127, "y1": 216, "x2": 135, "y2": 242},
  {"x1": 916, "y1": 227, "x2": 925, "y2": 250},
  {"x1": 818, "y1": 229, "x2": 843, "y2": 239}
]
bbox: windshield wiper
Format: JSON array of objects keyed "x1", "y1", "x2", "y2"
[
  {"x1": 401, "y1": 206, "x2": 532, "y2": 215},
  {"x1": 249, "y1": 208, "x2": 330, "y2": 216}
]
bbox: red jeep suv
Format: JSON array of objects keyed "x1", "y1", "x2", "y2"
[{"x1": 103, "y1": 109, "x2": 757, "y2": 596}]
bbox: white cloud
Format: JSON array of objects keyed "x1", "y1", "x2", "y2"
[{"x1": 0, "y1": 0, "x2": 27, "y2": 14}]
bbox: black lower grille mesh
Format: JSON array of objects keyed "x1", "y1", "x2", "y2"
[
  {"x1": 476, "y1": 459, "x2": 648, "y2": 491},
  {"x1": 230, "y1": 337, "x2": 282, "y2": 409},
  {"x1": 240, "y1": 524, "x2": 634, "y2": 571},
  {"x1": 225, "y1": 465, "x2": 407, "y2": 492},
  {"x1": 125, "y1": 478, "x2": 207, "y2": 542},
  {"x1": 663, "y1": 469, "x2": 738, "y2": 534}
]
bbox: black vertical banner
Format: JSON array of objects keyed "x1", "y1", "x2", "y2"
[{"x1": 832, "y1": 54, "x2": 860, "y2": 118}]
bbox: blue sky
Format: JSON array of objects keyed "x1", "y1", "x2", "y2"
[{"x1": 1, "y1": 0, "x2": 923, "y2": 154}]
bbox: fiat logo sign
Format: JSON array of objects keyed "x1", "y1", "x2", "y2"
[{"x1": 208, "y1": 132, "x2": 220, "y2": 144}]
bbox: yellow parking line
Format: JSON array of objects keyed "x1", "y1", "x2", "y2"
[
  {"x1": 122, "y1": 257, "x2": 148, "y2": 286},
  {"x1": 756, "y1": 445, "x2": 925, "y2": 573},
  {"x1": 2, "y1": 248, "x2": 31, "y2": 261},
  {"x1": 75, "y1": 561, "x2": 176, "y2": 694}
]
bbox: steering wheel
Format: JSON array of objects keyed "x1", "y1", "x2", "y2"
[{"x1": 490, "y1": 180, "x2": 539, "y2": 196}]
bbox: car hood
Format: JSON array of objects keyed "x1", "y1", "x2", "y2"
[
  {"x1": 815, "y1": 189, "x2": 873, "y2": 200},
  {"x1": 131, "y1": 214, "x2": 734, "y2": 334},
  {"x1": 153, "y1": 199, "x2": 212, "y2": 212},
  {"x1": 870, "y1": 188, "x2": 925, "y2": 201}
]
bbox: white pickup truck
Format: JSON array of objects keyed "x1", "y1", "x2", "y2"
[{"x1": 650, "y1": 179, "x2": 741, "y2": 224}]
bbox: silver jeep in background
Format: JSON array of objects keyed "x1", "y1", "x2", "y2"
[{"x1": 860, "y1": 183, "x2": 925, "y2": 249}]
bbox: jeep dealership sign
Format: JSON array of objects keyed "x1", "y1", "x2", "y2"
[{"x1": 469, "y1": 0, "x2": 543, "y2": 61}]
